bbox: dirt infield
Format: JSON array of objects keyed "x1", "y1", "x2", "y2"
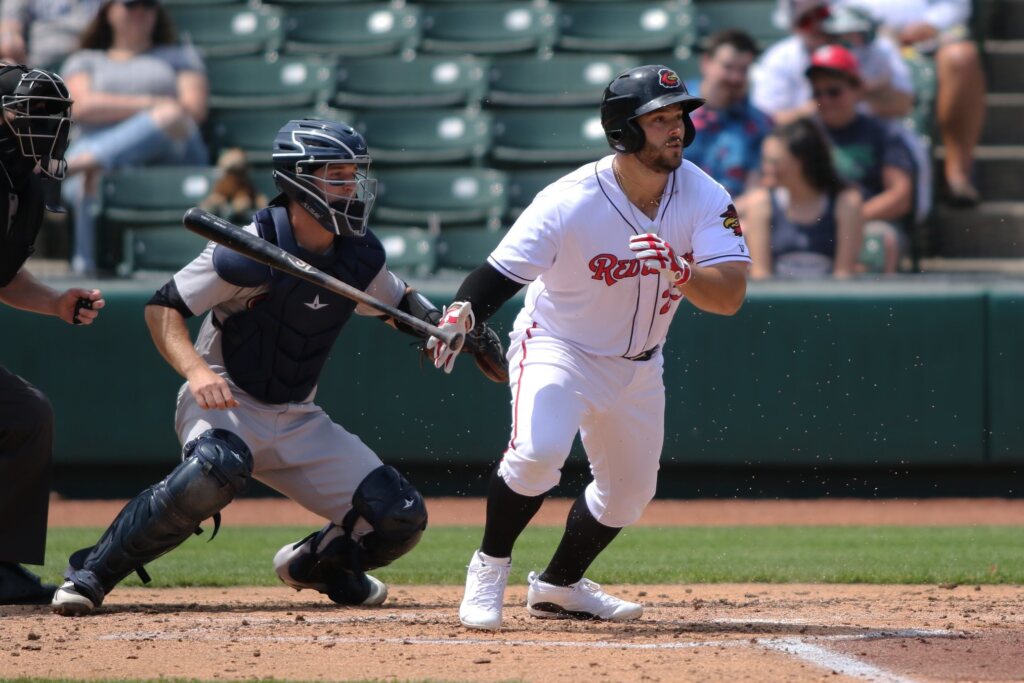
[{"x1": 2, "y1": 498, "x2": 1021, "y2": 683}]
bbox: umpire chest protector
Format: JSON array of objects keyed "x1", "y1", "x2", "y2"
[
  {"x1": 0, "y1": 161, "x2": 45, "y2": 287},
  {"x1": 214, "y1": 204, "x2": 385, "y2": 404}
]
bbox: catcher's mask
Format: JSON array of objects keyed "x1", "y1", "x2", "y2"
[
  {"x1": 0, "y1": 66, "x2": 73, "y2": 180},
  {"x1": 272, "y1": 118, "x2": 377, "y2": 238},
  {"x1": 600, "y1": 64, "x2": 705, "y2": 154}
]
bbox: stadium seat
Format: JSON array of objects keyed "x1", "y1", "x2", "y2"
[
  {"x1": 374, "y1": 167, "x2": 508, "y2": 230},
  {"x1": 695, "y1": 0, "x2": 787, "y2": 50},
  {"x1": 488, "y1": 53, "x2": 642, "y2": 107},
  {"x1": 334, "y1": 54, "x2": 487, "y2": 109},
  {"x1": 162, "y1": 0, "x2": 242, "y2": 6},
  {"x1": 558, "y1": 1, "x2": 697, "y2": 53},
  {"x1": 437, "y1": 228, "x2": 508, "y2": 272},
  {"x1": 119, "y1": 226, "x2": 210, "y2": 276},
  {"x1": 505, "y1": 165, "x2": 578, "y2": 219},
  {"x1": 419, "y1": 3, "x2": 559, "y2": 55},
  {"x1": 207, "y1": 106, "x2": 355, "y2": 164},
  {"x1": 355, "y1": 109, "x2": 491, "y2": 165},
  {"x1": 170, "y1": 5, "x2": 284, "y2": 59},
  {"x1": 283, "y1": 4, "x2": 421, "y2": 58},
  {"x1": 97, "y1": 166, "x2": 221, "y2": 271},
  {"x1": 373, "y1": 227, "x2": 438, "y2": 276},
  {"x1": 491, "y1": 108, "x2": 607, "y2": 165},
  {"x1": 206, "y1": 56, "x2": 335, "y2": 110}
]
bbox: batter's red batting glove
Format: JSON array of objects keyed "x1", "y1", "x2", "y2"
[
  {"x1": 426, "y1": 301, "x2": 475, "y2": 374},
  {"x1": 629, "y1": 233, "x2": 691, "y2": 287}
]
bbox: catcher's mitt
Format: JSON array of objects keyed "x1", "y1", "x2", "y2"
[{"x1": 461, "y1": 323, "x2": 509, "y2": 384}]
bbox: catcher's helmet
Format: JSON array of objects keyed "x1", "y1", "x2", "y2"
[
  {"x1": 272, "y1": 118, "x2": 377, "y2": 238},
  {"x1": 600, "y1": 65, "x2": 705, "y2": 153},
  {"x1": 0, "y1": 66, "x2": 73, "y2": 179}
]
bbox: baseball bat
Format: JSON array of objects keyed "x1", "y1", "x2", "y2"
[{"x1": 182, "y1": 207, "x2": 465, "y2": 352}]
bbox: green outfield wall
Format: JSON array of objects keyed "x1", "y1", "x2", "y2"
[{"x1": 1, "y1": 278, "x2": 1020, "y2": 472}]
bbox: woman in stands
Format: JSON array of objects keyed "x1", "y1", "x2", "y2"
[
  {"x1": 61, "y1": 0, "x2": 209, "y2": 275},
  {"x1": 737, "y1": 118, "x2": 864, "y2": 279}
]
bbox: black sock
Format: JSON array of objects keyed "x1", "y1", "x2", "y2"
[
  {"x1": 538, "y1": 494, "x2": 621, "y2": 586},
  {"x1": 479, "y1": 466, "x2": 545, "y2": 558}
]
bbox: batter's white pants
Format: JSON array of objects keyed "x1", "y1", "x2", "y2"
[
  {"x1": 175, "y1": 381, "x2": 383, "y2": 527},
  {"x1": 497, "y1": 325, "x2": 665, "y2": 528}
]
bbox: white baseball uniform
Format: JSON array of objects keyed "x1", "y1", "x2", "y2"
[
  {"x1": 488, "y1": 155, "x2": 750, "y2": 527},
  {"x1": 170, "y1": 229, "x2": 407, "y2": 525}
]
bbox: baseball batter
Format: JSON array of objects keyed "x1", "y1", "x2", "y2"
[
  {"x1": 52, "y1": 119, "x2": 440, "y2": 616},
  {"x1": 429, "y1": 65, "x2": 751, "y2": 630}
]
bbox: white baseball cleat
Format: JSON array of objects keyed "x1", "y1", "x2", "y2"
[
  {"x1": 526, "y1": 572, "x2": 643, "y2": 621},
  {"x1": 51, "y1": 581, "x2": 96, "y2": 617},
  {"x1": 459, "y1": 550, "x2": 511, "y2": 630}
]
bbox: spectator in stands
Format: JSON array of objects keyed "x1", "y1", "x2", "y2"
[
  {"x1": 808, "y1": 45, "x2": 915, "y2": 273},
  {"x1": 685, "y1": 30, "x2": 774, "y2": 197},
  {"x1": 0, "y1": 0, "x2": 103, "y2": 71},
  {"x1": 843, "y1": 0, "x2": 986, "y2": 206},
  {"x1": 752, "y1": 0, "x2": 914, "y2": 124},
  {"x1": 737, "y1": 118, "x2": 863, "y2": 279},
  {"x1": 60, "y1": 0, "x2": 209, "y2": 274}
]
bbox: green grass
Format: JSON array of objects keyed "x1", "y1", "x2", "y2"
[{"x1": 39, "y1": 526, "x2": 1024, "y2": 587}]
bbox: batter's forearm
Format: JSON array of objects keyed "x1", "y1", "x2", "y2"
[
  {"x1": 144, "y1": 304, "x2": 208, "y2": 379},
  {"x1": 454, "y1": 263, "x2": 524, "y2": 323},
  {"x1": 681, "y1": 262, "x2": 748, "y2": 316}
]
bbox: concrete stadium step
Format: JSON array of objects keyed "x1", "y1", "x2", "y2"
[
  {"x1": 982, "y1": 40, "x2": 1024, "y2": 92},
  {"x1": 988, "y1": 0, "x2": 1024, "y2": 40},
  {"x1": 934, "y1": 145, "x2": 1024, "y2": 202},
  {"x1": 930, "y1": 201, "x2": 1024, "y2": 258},
  {"x1": 981, "y1": 93, "x2": 1024, "y2": 145}
]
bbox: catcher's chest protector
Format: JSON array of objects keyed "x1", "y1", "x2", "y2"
[{"x1": 216, "y1": 205, "x2": 385, "y2": 404}]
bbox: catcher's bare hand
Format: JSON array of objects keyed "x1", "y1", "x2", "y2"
[
  {"x1": 426, "y1": 301, "x2": 474, "y2": 374},
  {"x1": 187, "y1": 365, "x2": 240, "y2": 410}
]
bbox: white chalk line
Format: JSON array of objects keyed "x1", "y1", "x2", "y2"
[{"x1": 98, "y1": 619, "x2": 962, "y2": 682}]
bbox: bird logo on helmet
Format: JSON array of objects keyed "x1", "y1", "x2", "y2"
[
  {"x1": 271, "y1": 118, "x2": 378, "y2": 238},
  {"x1": 600, "y1": 65, "x2": 705, "y2": 154},
  {"x1": 0, "y1": 67, "x2": 73, "y2": 180}
]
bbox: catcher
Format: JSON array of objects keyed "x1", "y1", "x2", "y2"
[{"x1": 51, "y1": 117, "x2": 506, "y2": 616}]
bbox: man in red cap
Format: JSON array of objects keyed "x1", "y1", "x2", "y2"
[{"x1": 807, "y1": 44, "x2": 915, "y2": 273}]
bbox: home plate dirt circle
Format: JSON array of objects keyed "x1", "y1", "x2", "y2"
[{"x1": 3, "y1": 498, "x2": 1022, "y2": 682}]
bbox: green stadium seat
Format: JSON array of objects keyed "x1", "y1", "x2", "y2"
[
  {"x1": 558, "y1": 2, "x2": 697, "y2": 53},
  {"x1": 491, "y1": 108, "x2": 607, "y2": 165},
  {"x1": 505, "y1": 165, "x2": 577, "y2": 219},
  {"x1": 206, "y1": 56, "x2": 335, "y2": 110},
  {"x1": 119, "y1": 226, "x2": 210, "y2": 276},
  {"x1": 96, "y1": 166, "x2": 222, "y2": 270},
  {"x1": 695, "y1": 0, "x2": 787, "y2": 50},
  {"x1": 437, "y1": 227, "x2": 507, "y2": 272},
  {"x1": 170, "y1": 5, "x2": 284, "y2": 59},
  {"x1": 374, "y1": 167, "x2": 508, "y2": 230},
  {"x1": 419, "y1": 3, "x2": 559, "y2": 55},
  {"x1": 206, "y1": 106, "x2": 355, "y2": 164},
  {"x1": 334, "y1": 54, "x2": 487, "y2": 109},
  {"x1": 373, "y1": 227, "x2": 438, "y2": 276},
  {"x1": 488, "y1": 53, "x2": 642, "y2": 107},
  {"x1": 355, "y1": 109, "x2": 491, "y2": 165},
  {"x1": 283, "y1": 5, "x2": 421, "y2": 57}
]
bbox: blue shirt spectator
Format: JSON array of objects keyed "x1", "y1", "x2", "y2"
[{"x1": 684, "y1": 30, "x2": 773, "y2": 198}]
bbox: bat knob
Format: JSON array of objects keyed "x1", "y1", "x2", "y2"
[{"x1": 449, "y1": 332, "x2": 466, "y2": 353}]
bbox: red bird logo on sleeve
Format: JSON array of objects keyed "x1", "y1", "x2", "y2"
[{"x1": 720, "y1": 204, "x2": 742, "y2": 236}]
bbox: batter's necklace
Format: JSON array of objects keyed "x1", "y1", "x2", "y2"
[{"x1": 613, "y1": 161, "x2": 667, "y2": 210}]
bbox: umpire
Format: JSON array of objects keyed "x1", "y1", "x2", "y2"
[{"x1": 0, "y1": 65, "x2": 104, "y2": 604}]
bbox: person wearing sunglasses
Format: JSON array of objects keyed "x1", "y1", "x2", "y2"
[
  {"x1": 807, "y1": 44, "x2": 915, "y2": 273},
  {"x1": 59, "y1": 0, "x2": 209, "y2": 275},
  {"x1": 751, "y1": 0, "x2": 914, "y2": 127}
]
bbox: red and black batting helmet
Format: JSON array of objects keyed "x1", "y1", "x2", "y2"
[{"x1": 600, "y1": 65, "x2": 704, "y2": 153}]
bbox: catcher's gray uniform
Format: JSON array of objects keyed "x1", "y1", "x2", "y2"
[{"x1": 171, "y1": 227, "x2": 404, "y2": 525}]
